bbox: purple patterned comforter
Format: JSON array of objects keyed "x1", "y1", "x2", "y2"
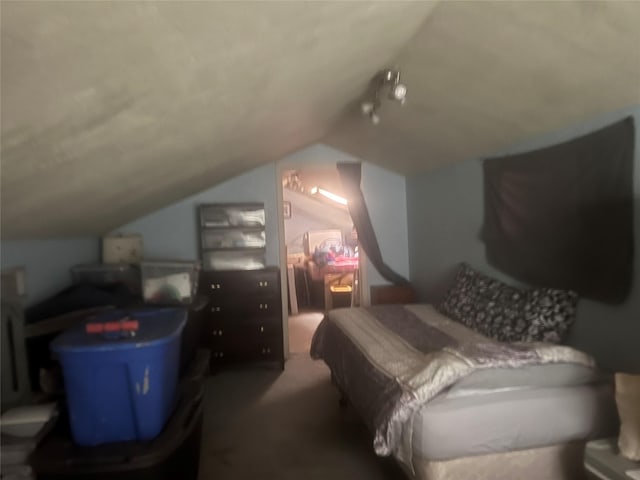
[{"x1": 310, "y1": 304, "x2": 594, "y2": 471}]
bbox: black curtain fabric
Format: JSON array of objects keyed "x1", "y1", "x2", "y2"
[
  {"x1": 337, "y1": 162, "x2": 409, "y2": 286},
  {"x1": 482, "y1": 116, "x2": 635, "y2": 304}
]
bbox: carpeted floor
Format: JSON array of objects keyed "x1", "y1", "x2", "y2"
[
  {"x1": 198, "y1": 311, "x2": 406, "y2": 480},
  {"x1": 287, "y1": 310, "x2": 324, "y2": 354}
]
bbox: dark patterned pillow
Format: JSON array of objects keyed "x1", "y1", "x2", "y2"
[
  {"x1": 437, "y1": 263, "x2": 526, "y2": 342},
  {"x1": 437, "y1": 263, "x2": 578, "y2": 344},
  {"x1": 520, "y1": 288, "x2": 579, "y2": 343}
]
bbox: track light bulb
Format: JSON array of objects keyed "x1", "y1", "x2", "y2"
[
  {"x1": 392, "y1": 83, "x2": 407, "y2": 102},
  {"x1": 361, "y1": 101, "x2": 374, "y2": 115},
  {"x1": 360, "y1": 68, "x2": 406, "y2": 124}
]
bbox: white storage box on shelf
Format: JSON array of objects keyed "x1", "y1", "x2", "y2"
[
  {"x1": 198, "y1": 203, "x2": 267, "y2": 271},
  {"x1": 102, "y1": 234, "x2": 143, "y2": 264},
  {"x1": 141, "y1": 261, "x2": 200, "y2": 305}
]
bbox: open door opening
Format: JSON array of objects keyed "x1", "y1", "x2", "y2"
[{"x1": 279, "y1": 166, "x2": 364, "y2": 355}]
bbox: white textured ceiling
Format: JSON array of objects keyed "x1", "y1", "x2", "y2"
[
  {"x1": 326, "y1": 1, "x2": 640, "y2": 172},
  {"x1": 2, "y1": 1, "x2": 639, "y2": 239}
]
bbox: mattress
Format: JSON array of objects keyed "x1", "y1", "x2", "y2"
[
  {"x1": 311, "y1": 304, "x2": 619, "y2": 472},
  {"x1": 411, "y1": 382, "x2": 618, "y2": 460}
]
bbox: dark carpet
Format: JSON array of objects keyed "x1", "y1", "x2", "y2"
[{"x1": 197, "y1": 352, "x2": 406, "y2": 480}]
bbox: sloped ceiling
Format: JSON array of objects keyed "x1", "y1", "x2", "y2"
[
  {"x1": 326, "y1": 1, "x2": 640, "y2": 172},
  {"x1": 2, "y1": 1, "x2": 640, "y2": 239},
  {"x1": 0, "y1": 1, "x2": 436, "y2": 239}
]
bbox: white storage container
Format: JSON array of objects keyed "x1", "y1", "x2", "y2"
[
  {"x1": 141, "y1": 261, "x2": 200, "y2": 305},
  {"x1": 202, "y1": 250, "x2": 266, "y2": 271},
  {"x1": 102, "y1": 234, "x2": 143, "y2": 264}
]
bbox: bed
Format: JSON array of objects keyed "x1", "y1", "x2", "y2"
[{"x1": 310, "y1": 266, "x2": 619, "y2": 480}]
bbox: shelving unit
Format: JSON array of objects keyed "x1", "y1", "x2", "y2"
[
  {"x1": 198, "y1": 203, "x2": 266, "y2": 271},
  {"x1": 196, "y1": 203, "x2": 284, "y2": 370}
]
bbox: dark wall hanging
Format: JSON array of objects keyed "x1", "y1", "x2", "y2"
[{"x1": 482, "y1": 116, "x2": 635, "y2": 304}]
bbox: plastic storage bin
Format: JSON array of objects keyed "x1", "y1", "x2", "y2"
[
  {"x1": 202, "y1": 249, "x2": 266, "y2": 270},
  {"x1": 199, "y1": 204, "x2": 265, "y2": 227},
  {"x1": 330, "y1": 284, "x2": 352, "y2": 308},
  {"x1": 102, "y1": 234, "x2": 143, "y2": 264},
  {"x1": 50, "y1": 308, "x2": 186, "y2": 446},
  {"x1": 71, "y1": 263, "x2": 141, "y2": 295},
  {"x1": 140, "y1": 261, "x2": 200, "y2": 305},
  {"x1": 201, "y1": 228, "x2": 266, "y2": 249}
]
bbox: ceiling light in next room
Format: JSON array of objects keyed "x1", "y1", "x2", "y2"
[{"x1": 310, "y1": 187, "x2": 348, "y2": 206}]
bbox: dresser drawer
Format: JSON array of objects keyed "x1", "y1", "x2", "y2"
[
  {"x1": 209, "y1": 338, "x2": 282, "y2": 363},
  {"x1": 206, "y1": 297, "x2": 280, "y2": 318},
  {"x1": 207, "y1": 321, "x2": 280, "y2": 339},
  {"x1": 211, "y1": 346, "x2": 284, "y2": 368},
  {"x1": 198, "y1": 266, "x2": 284, "y2": 370},
  {"x1": 199, "y1": 268, "x2": 280, "y2": 298}
]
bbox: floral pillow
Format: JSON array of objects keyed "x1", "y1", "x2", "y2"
[
  {"x1": 437, "y1": 263, "x2": 527, "y2": 342},
  {"x1": 438, "y1": 263, "x2": 578, "y2": 343},
  {"x1": 520, "y1": 287, "x2": 579, "y2": 343}
]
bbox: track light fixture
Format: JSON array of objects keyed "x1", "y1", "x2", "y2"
[{"x1": 360, "y1": 68, "x2": 407, "y2": 125}]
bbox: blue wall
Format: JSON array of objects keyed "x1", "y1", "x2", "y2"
[
  {"x1": 113, "y1": 163, "x2": 281, "y2": 266},
  {"x1": 1, "y1": 238, "x2": 100, "y2": 306},
  {"x1": 406, "y1": 106, "x2": 640, "y2": 373},
  {"x1": 114, "y1": 143, "x2": 410, "y2": 295}
]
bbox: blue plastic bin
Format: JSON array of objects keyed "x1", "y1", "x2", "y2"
[{"x1": 50, "y1": 308, "x2": 186, "y2": 446}]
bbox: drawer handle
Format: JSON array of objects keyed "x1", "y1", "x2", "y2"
[
  {"x1": 260, "y1": 326, "x2": 264, "y2": 333},
  {"x1": 213, "y1": 329, "x2": 223, "y2": 336},
  {"x1": 258, "y1": 281, "x2": 269, "y2": 287},
  {"x1": 261, "y1": 347, "x2": 271, "y2": 355},
  {"x1": 259, "y1": 303, "x2": 268, "y2": 310},
  {"x1": 211, "y1": 306, "x2": 221, "y2": 312},
  {"x1": 211, "y1": 283, "x2": 221, "y2": 290}
]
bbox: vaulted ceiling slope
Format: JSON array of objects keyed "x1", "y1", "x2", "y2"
[
  {"x1": 0, "y1": 1, "x2": 437, "y2": 239},
  {"x1": 2, "y1": 1, "x2": 639, "y2": 239},
  {"x1": 326, "y1": 1, "x2": 640, "y2": 173}
]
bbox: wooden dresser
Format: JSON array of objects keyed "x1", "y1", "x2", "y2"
[{"x1": 198, "y1": 267, "x2": 284, "y2": 370}]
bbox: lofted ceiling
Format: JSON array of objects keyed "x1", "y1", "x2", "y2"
[
  {"x1": 326, "y1": 1, "x2": 640, "y2": 172},
  {"x1": 2, "y1": 1, "x2": 639, "y2": 239}
]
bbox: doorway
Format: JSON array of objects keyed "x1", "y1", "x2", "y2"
[{"x1": 279, "y1": 166, "x2": 362, "y2": 354}]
